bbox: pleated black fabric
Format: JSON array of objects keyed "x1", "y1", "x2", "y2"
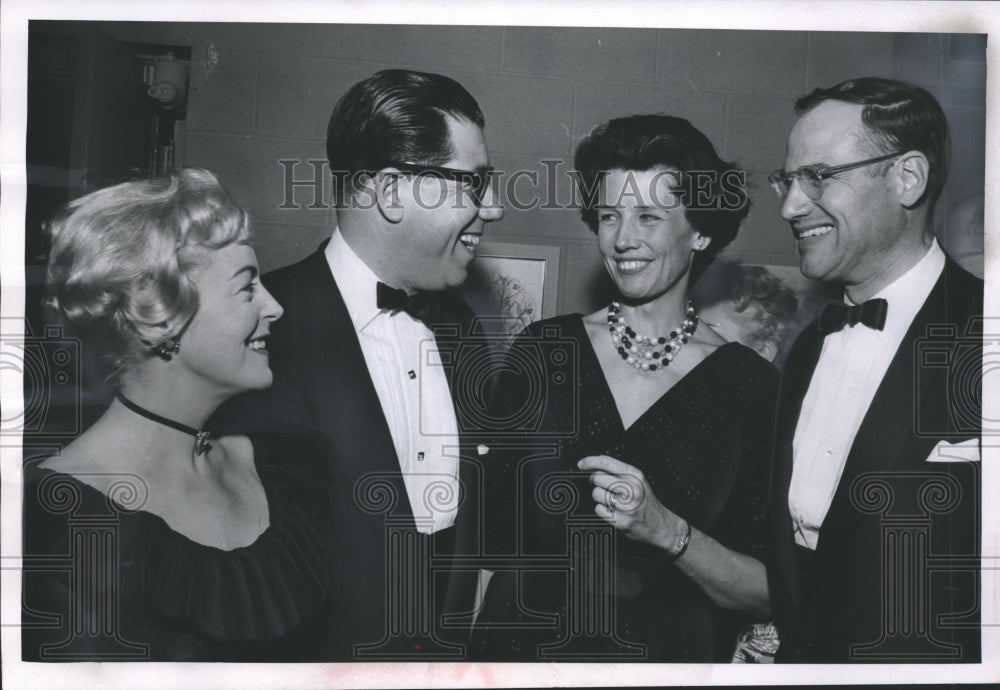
[{"x1": 22, "y1": 431, "x2": 332, "y2": 662}]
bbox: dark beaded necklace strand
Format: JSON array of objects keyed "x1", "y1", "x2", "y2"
[{"x1": 607, "y1": 301, "x2": 698, "y2": 372}]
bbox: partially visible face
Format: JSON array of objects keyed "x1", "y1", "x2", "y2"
[
  {"x1": 700, "y1": 301, "x2": 775, "y2": 361},
  {"x1": 179, "y1": 242, "x2": 283, "y2": 397},
  {"x1": 939, "y1": 192, "x2": 985, "y2": 279},
  {"x1": 596, "y1": 168, "x2": 705, "y2": 302},
  {"x1": 394, "y1": 116, "x2": 503, "y2": 292},
  {"x1": 780, "y1": 101, "x2": 909, "y2": 288}
]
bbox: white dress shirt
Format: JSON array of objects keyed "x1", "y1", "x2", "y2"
[
  {"x1": 789, "y1": 241, "x2": 946, "y2": 550},
  {"x1": 325, "y1": 230, "x2": 461, "y2": 534}
]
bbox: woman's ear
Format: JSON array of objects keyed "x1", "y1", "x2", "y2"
[
  {"x1": 133, "y1": 320, "x2": 174, "y2": 345},
  {"x1": 895, "y1": 151, "x2": 930, "y2": 208},
  {"x1": 374, "y1": 169, "x2": 404, "y2": 223},
  {"x1": 135, "y1": 311, "x2": 197, "y2": 361},
  {"x1": 133, "y1": 320, "x2": 181, "y2": 360}
]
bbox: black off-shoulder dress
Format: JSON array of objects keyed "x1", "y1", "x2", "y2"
[{"x1": 22, "y1": 431, "x2": 332, "y2": 662}]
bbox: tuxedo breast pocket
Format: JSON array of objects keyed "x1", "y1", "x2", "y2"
[{"x1": 925, "y1": 437, "x2": 981, "y2": 463}]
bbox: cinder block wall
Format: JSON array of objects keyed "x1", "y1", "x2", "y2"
[{"x1": 99, "y1": 23, "x2": 985, "y2": 315}]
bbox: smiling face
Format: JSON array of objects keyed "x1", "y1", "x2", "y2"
[
  {"x1": 177, "y1": 242, "x2": 283, "y2": 398},
  {"x1": 392, "y1": 116, "x2": 503, "y2": 292},
  {"x1": 781, "y1": 101, "x2": 913, "y2": 293},
  {"x1": 596, "y1": 168, "x2": 705, "y2": 303}
]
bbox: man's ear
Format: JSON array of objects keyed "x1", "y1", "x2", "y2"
[
  {"x1": 895, "y1": 151, "x2": 930, "y2": 208},
  {"x1": 374, "y1": 169, "x2": 405, "y2": 223}
]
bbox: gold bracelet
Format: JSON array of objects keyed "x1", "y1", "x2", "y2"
[{"x1": 671, "y1": 519, "x2": 692, "y2": 560}]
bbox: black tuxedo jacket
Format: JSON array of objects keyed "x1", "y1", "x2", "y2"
[
  {"x1": 768, "y1": 258, "x2": 982, "y2": 663},
  {"x1": 212, "y1": 242, "x2": 487, "y2": 660}
]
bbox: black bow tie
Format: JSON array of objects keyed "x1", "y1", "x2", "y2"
[
  {"x1": 817, "y1": 298, "x2": 888, "y2": 335},
  {"x1": 376, "y1": 281, "x2": 440, "y2": 326}
]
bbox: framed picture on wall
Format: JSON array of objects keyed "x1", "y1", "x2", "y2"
[{"x1": 459, "y1": 241, "x2": 561, "y2": 345}]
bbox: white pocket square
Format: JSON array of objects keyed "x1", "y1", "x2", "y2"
[{"x1": 925, "y1": 438, "x2": 980, "y2": 463}]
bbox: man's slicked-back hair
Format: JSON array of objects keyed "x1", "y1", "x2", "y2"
[
  {"x1": 326, "y1": 69, "x2": 485, "y2": 206},
  {"x1": 795, "y1": 77, "x2": 948, "y2": 211}
]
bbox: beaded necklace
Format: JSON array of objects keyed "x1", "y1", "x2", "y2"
[{"x1": 607, "y1": 301, "x2": 698, "y2": 372}]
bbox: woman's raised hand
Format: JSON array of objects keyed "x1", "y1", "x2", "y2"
[{"x1": 577, "y1": 455, "x2": 687, "y2": 554}]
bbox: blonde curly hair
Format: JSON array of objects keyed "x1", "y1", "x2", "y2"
[{"x1": 45, "y1": 168, "x2": 250, "y2": 384}]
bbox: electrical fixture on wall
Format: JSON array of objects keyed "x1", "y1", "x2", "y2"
[
  {"x1": 145, "y1": 52, "x2": 190, "y2": 111},
  {"x1": 204, "y1": 41, "x2": 219, "y2": 75},
  {"x1": 139, "y1": 51, "x2": 191, "y2": 175}
]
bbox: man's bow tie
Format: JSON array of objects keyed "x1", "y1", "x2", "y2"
[
  {"x1": 376, "y1": 281, "x2": 440, "y2": 326},
  {"x1": 817, "y1": 298, "x2": 888, "y2": 335}
]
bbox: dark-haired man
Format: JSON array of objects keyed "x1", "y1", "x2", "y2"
[
  {"x1": 766, "y1": 77, "x2": 982, "y2": 662},
  {"x1": 217, "y1": 69, "x2": 502, "y2": 659}
]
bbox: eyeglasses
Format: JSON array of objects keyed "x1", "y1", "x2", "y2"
[
  {"x1": 768, "y1": 151, "x2": 903, "y2": 201},
  {"x1": 382, "y1": 162, "x2": 494, "y2": 205}
]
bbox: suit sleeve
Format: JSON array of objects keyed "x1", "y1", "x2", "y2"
[
  {"x1": 710, "y1": 355, "x2": 779, "y2": 562},
  {"x1": 478, "y1": 333, "x2": 537, "y2": 558}
]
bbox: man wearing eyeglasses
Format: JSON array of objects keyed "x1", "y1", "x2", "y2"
[
  {"x1": 765, "y1": 77, "x2": 982, "y2": 662},
  {"x1": 216, "y1": 69, "x2": 502, "y2": 659}
]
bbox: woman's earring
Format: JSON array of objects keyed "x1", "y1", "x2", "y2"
[
  {"x1": 151, "y1": 336, "x2": 182, "y2": 361},
  {"x1": 149, "y1": 310, "x2": 197, "y2": 361}
]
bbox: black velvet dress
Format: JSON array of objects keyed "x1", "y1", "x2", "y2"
[
  {"x1": 22, "y1": 431, "x2": 332, "y2": 662},
  {"x1": 471, "y1": 314, "x2": 778, "y2": 662}
]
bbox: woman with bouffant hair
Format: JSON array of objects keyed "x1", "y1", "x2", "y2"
[
  {"x1": 23, "y1": 169, "x2": 331, "y2": 661},
  {"x1": 45, "y1": 168, "x2": 253, "y2": 382}
]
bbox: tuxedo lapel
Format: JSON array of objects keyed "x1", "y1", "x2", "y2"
[
  {"x1": 288, "y1": 256, "x2": 489, "y2": 526},
  {"x1": 430, "y1": 303, "x2": 490, "y2": 413},
  {"x1": 423, "y1": 298, "x2": 490, "y2": 622},
  {"x1": 288, "y1": 248, "x2": 416, "y2": 521},
  {"x1": 771, "y1": 324, "x2": 824, "y2": 605},
  {"x1": 428, "y1": 321, "x2": 463, "y2": 395},
  {"x1": 808, "y1": 265, "x2": 953, "y2": 585}
]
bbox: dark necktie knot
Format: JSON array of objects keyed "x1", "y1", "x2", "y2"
[
  {"x1": 817, "y1": 298, "x2": 888, "y2": 335},
  {"x1": 376, "y1": 281, "x2": 439, "y2": 326}
]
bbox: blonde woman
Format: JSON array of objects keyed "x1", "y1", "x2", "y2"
[{"x1": 23, "y1": 169, "x2": 331, "y2": 661}]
